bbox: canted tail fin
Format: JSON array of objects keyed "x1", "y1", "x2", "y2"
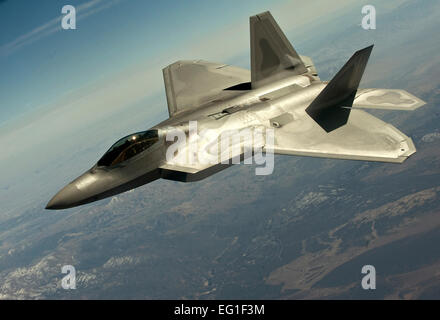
[
  {"x1": 306, "y1": 45, "x2": 373, "y2": 132},
  {"x1": 250, "y1": 11, "x2": 308, "y2": 89}
]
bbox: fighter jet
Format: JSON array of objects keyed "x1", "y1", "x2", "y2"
[{"x1": 46, "y1": 11, "x2": 425, "y2": 210}]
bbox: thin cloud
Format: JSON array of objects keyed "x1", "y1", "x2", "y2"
[{"x1": 0, "y1": 0, "x2": 123, "y2": 57}]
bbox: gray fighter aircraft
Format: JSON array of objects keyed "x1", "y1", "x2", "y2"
[{"x1": 46, "y1": 11, "x2": 425, "y2": 210}]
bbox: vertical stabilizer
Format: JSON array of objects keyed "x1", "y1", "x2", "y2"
[
  {"x1": 250, "y1": 11, "x2": 308, "y2": 89},
  {"x1": 306, "y1": 45, "x2": 373, "y2": 132}
]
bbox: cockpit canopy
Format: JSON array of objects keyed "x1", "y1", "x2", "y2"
[{"x1": 97, "y1": 130, "x2": 159, "y2": 167}]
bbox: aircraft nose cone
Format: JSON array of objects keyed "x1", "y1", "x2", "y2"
[{"x1": 46, "y1": 183, "x2": 81, "y2": 210}]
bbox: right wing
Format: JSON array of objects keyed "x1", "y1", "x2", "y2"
[
  {"x1": 163, "y1": 60, "x2": 250, "y2": 117},
  {"x1": 265, "y1": 108, "x2": 415, "y2": 163},
  {"x1": 353, "y1": 88, "x2": 426, "y2": 110}
]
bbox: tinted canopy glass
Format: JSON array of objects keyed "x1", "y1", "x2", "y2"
[{"x1": 97, "y1": 130, "x2": 159, "y2": 167}]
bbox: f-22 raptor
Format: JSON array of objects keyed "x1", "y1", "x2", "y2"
[{"x1": 46, "y1": 11, "x2": 425, "y2": 210}]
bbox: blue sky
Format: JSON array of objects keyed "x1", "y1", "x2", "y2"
[{"x1": 0, "y1": 0, "x2": 287, "y2": 124}]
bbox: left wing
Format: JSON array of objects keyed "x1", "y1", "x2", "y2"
[{"x1": 163, "y1": 60, "x2": 250, "y2": 117}]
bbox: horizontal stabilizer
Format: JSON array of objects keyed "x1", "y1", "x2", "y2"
[
  {"x1": 353, "y1": 88, "x2": 426, "y2": 110},
  {"x1": 306, "y1": 45, "x2": 373, "y2": 132}
]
